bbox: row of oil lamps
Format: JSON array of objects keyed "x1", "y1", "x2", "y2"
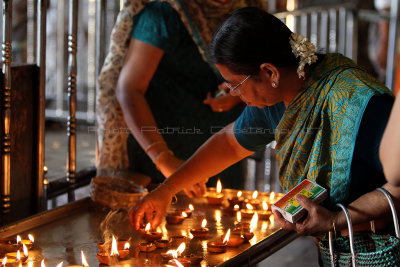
[{"x1": 1, "y1": 181, "x2": 282, "y2": 267}]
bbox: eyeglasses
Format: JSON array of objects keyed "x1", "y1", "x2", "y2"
[{"x1": 225, "y1": 75, "x2": 251, "y2": 94}]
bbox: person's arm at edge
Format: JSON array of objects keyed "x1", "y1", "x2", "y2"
[
  {"x1": 380, "y1": 95, "x2": 400, "y2": 186},
  {"x1": 130, "y1": 122, "x2": 254, "y2": 229}
]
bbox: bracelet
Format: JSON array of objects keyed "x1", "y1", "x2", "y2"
[
  {"x1": 145, "y1": 141, "x2": 166, "y2": 153},
  {"x1": 153, "y1": 150, "x2": 174, "y2": 170},
  {"x1": 332, "y1": 213, "x2": 337, "y2": 239}
]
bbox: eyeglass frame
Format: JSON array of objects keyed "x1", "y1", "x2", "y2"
[{"x1": 225, "y1": 75, "x2": 251, "y2": 94}]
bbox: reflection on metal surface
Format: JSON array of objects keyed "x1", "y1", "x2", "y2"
[{"x1": 0, "y1": 190, "x2": 297, "y2": 266}]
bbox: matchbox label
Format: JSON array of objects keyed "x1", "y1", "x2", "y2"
[{"x1": 274, "y1": 180, "x2": 325, "y2": 216}]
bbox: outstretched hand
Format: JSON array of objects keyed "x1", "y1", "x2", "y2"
[
  {"x1": 183, "y1": 178, "x2": 208, "y2": 198},
  {"x1": 273, "y1": 194, "x2": 334, "y2": 235},
  {"x1": 203, "y1": 83, "x2": 241, "y2": 112},
  {"x1": 129, "y1": 185, "x2": 172, "y2": 230}
]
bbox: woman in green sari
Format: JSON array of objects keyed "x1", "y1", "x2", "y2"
[{"x1": 129, "y1": 7, "x2": 400, "y2": 239}]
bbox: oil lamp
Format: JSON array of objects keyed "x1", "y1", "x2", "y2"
[
  {"x1": 16, "y1": 235, "x2": 34, "y2": 250},
  {"x1": 189, "y1": 219, "x2": 209, "y2": 238},
  {"x1": 155, "y1": 238, "x2": 171, "y2": 249},
  {"x1": 161, "y1": 242, "x2": 185, "y2": 261},
  {"x1": 170, "y1": 235, "x2": 187, "y2": 247},
  {"x1": 244, "y1": 190, "x2": 260, "y2": 209},
  {"x1": 258, "y1": 201, "x2": 272, "y2": 220},
  {"x1": 138, "y1": 242, "x2": 156, "y2": 253},
  {"x1": 174, "y1": 204, "x2": 194, "y2": 218},
  {"x1": 97, "y1": 236, "x2": 129, "y2": 265},
  {"x1": 206, "y1": 179, "x2": 224, "y2": 205},
  {"x1": 141, "y1": 223, "x2": 162, "y2": 241},
  {"x1": 228, "y1": 191, "x2": 244, "y2": 208},
  {"x1": 207, "y1": 229, "x2": 230, "y2": 253},
  {"x1": 5, "y1": 244, "x2": 28, "y2": 263},
  {"x1": 166, "y1": 211, "x2": 187, "y2": 225},
  {"x1": 241, "y1": 203, "x2": 255, "y2": 219},
  {"x1": 220, "y1": 229, "x2": 243, "y2": 247}
]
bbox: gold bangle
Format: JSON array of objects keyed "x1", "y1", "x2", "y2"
[
  {"x1": 154, "y1": 150, "x2": 174, "y2": 170},
  {"x1": 332, "y1": 213, "x2": 337, "y2": 239},
  {"x1": 145, "y1": 141, "x2": 166, "y2": 153}
]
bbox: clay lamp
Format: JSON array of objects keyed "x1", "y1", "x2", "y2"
[
  {"x1": 138, "y1": 242, "x2": 156, "y2": 253},
  {"x1": 16, "y1": 235, "x2": 34, "y2": 250},
  {"x1": 174, "y1": 204, "x2": 194, "y2": 218},
  {"x1": 190, "y1": 219, "x2": 209, "y2": 238},
  {"x1": 241, "y1": 203, "x2": 255, "y2": 219},
  {"x1": 220, "y1": 228, "x2": 243, "y2": 247},
  {"x1": 240, "y1": 212, "x2": 258, "y2": 242},
  {"x1": 66, "y1": 251, "x2": 89, "y2": 267},
  {"x1": 183, "y1": 254, "x2": 203, "y2": 265},
  {"x1": 5, "y1": 244, "x2": 28, "y2": 263},
  {"x1": 161, "y1": 242, "x2": 185, "y2": 261},
  {"x1": 234, "y1": 211, "x2": 250, "y2": 231},
  {"x1": 207, "y1": 229, "x2": 230, "y2": 253},
  {"x1": 0, "y1": 237, "x2": 21, "y2": 253},
  {"x1": 97, "y1": 236, "x2": 130, "y2": 265},
  {"x1": 98, "y1": 238, "x2": 130, "y2": 252},
  {"x1": 169, "y1": 235, "x2": 186, "y2": 247},
  {"x1": 206, "y1": 179, "x2": 224, "y2": 205},
  {"x1": 244, "y1": 191, "x2": 260, "y2": 210},
  {"x1": 258, "y1": 201, "x2": 272, "y2": 220},
  {"x1": 168, "y1": 258, "x2": 190, "y2": 267},
  {"x1": 228, "y1": 191, "x2": 244, "y2": 208},
  {"x1": 166, "y1": 211, "x2": 187, "y2": 225},
  {"x1": 141, "y1": 223, "x2": 162, "y2": 242},
  {"x1": 155, "y1": 238, "x2": 171, "y2": 249},
  {"x1": 0, "y1": 257, "x2": 22, "y2": 267}
]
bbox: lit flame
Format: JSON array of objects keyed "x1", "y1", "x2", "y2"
[
  {"x1": 237, "y1": 191, "x2": 242, "y2": 197},
  {"x1": 270, "y1": 192, "x2": 275, "y2": 202},
  {"x1": 250, "y1": 212, "x2": 259, "y2": 232},
  {"x1": 262, "y1": 201, "x2": 268, "y2": 211},
  {"x1": 216, "y1": 179, "x2": 222, "y2": 194},
  {"x1": 188, "y1": 204, "x2": 194, "y2": 211},
  {"x1": 23, "y1": 244, "x2": 28, "y2": 257},
  {"x1": 28, "y1": 234, "x2": 34, "y2": 243},
  {"x1": 28, "y1": 262, "x2": 33, "y2": 267},
  {"x1": 81, "y1": 251, "x2": 89, "y2": 267},
  {"x1": 166, "y1": 250, "x2": 178, "y2": 259},
  {"x1": 2, "y1": 257, "x2": 7, "y2": 266},
  {"x1": 16, "y1": 250, "x2": 20, "y2": 261},
  {"x1": 182, "y1": 212, "x2": 188, "y2": 218},
  {"x1": 246, "y1": 204, "x2": 254, "y2": 210},
  {"x1": 236, "y1": 211, "x2": 241, "y2": 222},
  {"x1": 176, "y1": 243, "x2": 185, "y2": 256},
  {"x1": 18, "y1": 262, "x2": 22, "y2": 267},
  {"x1": 174, "y1": 259, "x2": 184, "y2": 267},
  {"x1": 201, "y1": 219, "x2": 207, "y2": 228},
  {"x1": 144, "y1": 222, "x2": 151, "y2": 232},
  {"x1": 252, "y1": 190, "x2": 258, "y2": 199},
  {"x1": 110, "y1": 236, "x2": 119, "y2": 256},
  {"x1": 124, "y1": 242, "x2": 130, "y2": 250},
  {"x1": 233, "y1": 204, "x2": 239, "y2": 211},
  {"x1": 41, "y1": 259, "x2": 45, "y2": 267},
  {"x1": 56, "y1": 262, "x2": 63, "y2": 267},
  {"x1": 222, "y1": 229, "x2": 231, "y2": 245},
  {"x1": 16, "y1": 235, "x2": 22, "y2": 244}
]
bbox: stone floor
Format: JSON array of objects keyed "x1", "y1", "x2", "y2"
[{"x1": 44, "y1": 121, "x2": 320, "y2": 267}]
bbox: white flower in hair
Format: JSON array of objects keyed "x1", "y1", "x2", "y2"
[{"x1": 289, "y1": 33, "x2": 318, "y2": 79}]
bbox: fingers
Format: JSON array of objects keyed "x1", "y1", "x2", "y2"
[
  {"x1": 272, "y1": 209, "x2": 296, "y2": 231},
  {"x1": 203, "y1": 92, "x2": 213, "y2": 104},
  {"x1": 131, "y1": 203, "x2": 146, "y2": 230},
  {"x1": 184, "y1": 188, "x2": 195, "y2": 198},
  {"x1": 295, "y1": 194, "x2": 315, "y2": 212}
]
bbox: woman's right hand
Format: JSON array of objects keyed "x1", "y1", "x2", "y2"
[{"x1": 129, "y1": 185, "x2": 173, "y2": 230}]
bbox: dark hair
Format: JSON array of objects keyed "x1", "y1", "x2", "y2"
[{"x1": 210, "y1": 7, "x2": 298, "y2": 75}]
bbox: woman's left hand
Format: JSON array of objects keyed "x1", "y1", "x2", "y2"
[
  {"x1": 203, "y1": 83, "x2": 242, "y2": 112},
  {"x1": 273, "y1": 194, "x2": 334, "y2": 235}
]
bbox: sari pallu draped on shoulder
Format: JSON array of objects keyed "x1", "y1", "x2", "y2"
[
  {"x1": 96, "y1": 0, "x2": 267, "y2": 172},
  {"x1": 275, "y1": 53, "x2": 392, "y2": 206}
]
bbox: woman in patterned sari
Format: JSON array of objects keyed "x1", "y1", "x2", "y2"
[
  {"x1": 130, "y1": 6, "x2": 400, "y2": 239},
  {"x1": 96, "y1": 0, "x2": 267, "y2": 195}
]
